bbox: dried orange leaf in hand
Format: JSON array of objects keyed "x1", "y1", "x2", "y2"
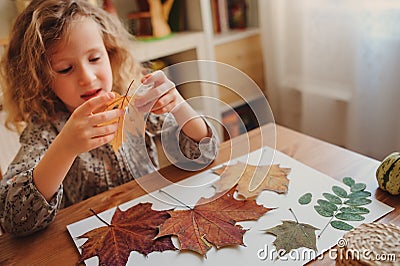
[
  {"x1": 156, "y1": 186, "x2": 273, "y2": 256},
  {"x1": 213, "y1": 161, "x2": 291, "y2": 199},
  {"x1": 78, "y1": 203, "x2": 176, "y2": 266},
  {"x1": 100, "y1": 91, "x2": 145, "y2": 153}
]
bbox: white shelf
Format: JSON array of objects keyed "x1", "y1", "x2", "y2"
[
  {"x1": 212, "y1": 27, "x2": 260, "y2": 46},
  {"x1": 129, "y1": 31, "x2": 204, "y2": 62}
]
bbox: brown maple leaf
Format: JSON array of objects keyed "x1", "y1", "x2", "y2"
[
  {"x1": 78, "y1": 203, "x2": 176, "y2": 266},
  {"x1": 155, "y1": 187, "x2": 273, "y2": 256},
  {"x1": 213, "y1": 161, "x2": 291, "y2": 199}
]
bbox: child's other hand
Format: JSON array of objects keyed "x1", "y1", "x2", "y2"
[
  {"x1": 135, "y1": 70, "x2": 211, "y2": 142},
  {"x1": 59, "y1": 92, "x2": 124, "y2": 155},
  {"x1": 135, "y1": 70, "x2": 185, "y2": 115}
]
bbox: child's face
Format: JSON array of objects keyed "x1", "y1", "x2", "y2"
[{"x1": 49, "y1": 16, "x2": 113, "y2": 112}]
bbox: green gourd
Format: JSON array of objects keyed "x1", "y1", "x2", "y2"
[{"x1": 376, "y1": 152, "x2": 400, "y2": 195}]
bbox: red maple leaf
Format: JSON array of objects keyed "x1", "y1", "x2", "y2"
[
  {"x1": 78, "y1": 202, "x2": 176, "y2": 266},
  {"x1": 156, "y1": 187, "x2": 273, "y2": 256}
]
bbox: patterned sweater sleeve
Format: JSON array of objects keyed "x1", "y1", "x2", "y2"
[
  {"x1": 0, "y1": 121, "x2": 63, "y2": 236},
  {"x1": 145, "y1": 113, "x2": 219, "y2": 169}
]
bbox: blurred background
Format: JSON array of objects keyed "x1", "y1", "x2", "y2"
[
  {"x1": 0, "y1": 0, "x2": 399, "y2": 176},
  {"x1": 260, "y1": 0, "x2": 400, "y2": 160}
]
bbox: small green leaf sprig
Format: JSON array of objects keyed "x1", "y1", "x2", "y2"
[{"x1": 298, "y1": 177, "x2": 372, "y2": 238}]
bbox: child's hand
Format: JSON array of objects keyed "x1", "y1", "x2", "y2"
[
  {"x1": 58, "y1": 92, "x2": 124, "y2": 155},
  {"x1": 135, "y1": 70, "x2": 185, "y2": 114},
  {"x1": 135, "y1": 70, "x2": 210, "y2": 142}
]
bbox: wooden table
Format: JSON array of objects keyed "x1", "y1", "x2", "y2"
[{"x1": 0, "y1": 124, "x2": 398, "y2": 265}]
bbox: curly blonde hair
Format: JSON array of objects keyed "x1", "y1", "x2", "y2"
[{"x1": 0, "y1": 0, "x2": 139, "y2": 130}]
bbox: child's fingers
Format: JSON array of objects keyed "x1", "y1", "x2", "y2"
[
  {"x1": 151, "y1": 101, "x2": 176, "y2": 115},
  {"x1": 89, "y1": 108, "x2": 124, "y2": 126},
  {"x1": 141, "y1": 70, "x2": 164, "y2": 86},
  {"x1": 76, "y1": 92, "x2": 115, "y2": 116},
  {"x1": 135, "y1": 80, "x2": 175, "y2": 108},
  {"x1": 150, "y1": 93, "x2": 174, "y2": 112},
  {"x1": 137, "y1": 70, "x2": 174, "y2": 106},
  {"x1": 91, "y1": 121, "x2": 119, "y2": 138},
  {"x1": 89, "y1": 133, "x2": 116, "y2": 150}
]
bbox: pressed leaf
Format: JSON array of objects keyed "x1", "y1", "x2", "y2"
[
  {"x1": 264, "y1": 220, "x2": 319, "y2": 256},
  {"x1": 342, "y1": 177, "x2": 355, "y2": 187},
  {"x1": 323, "y1": 193, "x2": 342, "y2": 205},
  {"x1": 317, "y1": 199, "x2": 338, "y2": 212},
  {"x1": 316, "y1": 176, "x2": 372, "y2": 238},
  {"x1": 339, "y1": 206, "x2": 370, "y2": 214},
  {"x1": 344, "y1": 198, "x2": 372, "y2": 206},
  {"x1": 314, "y1": 205, "x2": 334, "y2": 217},
  {"x1": 213, "y1": 162, "x2": 291, "y2": 199},
  {"x1": 350, "y1": 183, "x2": 367, "y2": 192},
  {"x1": 335, "y1": 212, "x2": 365, "y2": 221},
  {"x1": 156, "y1": 186, "x2": 273, "y2": 256},
  {"x1": 78, "y1": 203, "x2": 176, "y2": 266},
  {"x1": 332, "y1": 185, "x2": 348, "y2": 198},
  {"x1": 298, "y1": 193, "x2": 312, "y2": 205},
  {"x1": 348, "y1": 191, "x2": 371, "y2": 199},
  {"x1": 330, "y1": 220, "x2": 354, "y2": 231}
]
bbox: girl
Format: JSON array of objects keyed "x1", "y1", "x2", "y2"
[{"x1": 0, "y1": 0, "x2": 218, "y2": 236}]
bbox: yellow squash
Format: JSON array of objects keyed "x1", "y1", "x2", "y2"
[{"x1": 376, "y1": 152, "x2": 400, "y2": 195}]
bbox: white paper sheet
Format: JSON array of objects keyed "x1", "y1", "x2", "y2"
[{"x1": 67, "y1": 147, "x2": 394, "y2": 266}]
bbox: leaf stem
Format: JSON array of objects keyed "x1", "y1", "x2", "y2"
[
  {"x1": 317, "y1": 203, "x2": 342, "y2": 238},
  {"x1": 159, "y1": 189, "x2": 193, "y2": 209},
  {"x1": 289, "y1": 208, "x2": 299, "y2": 223},
  {"x1": 122, "y1": 78, "x2": 135, "y2": 107},
  {"x1": 125, "y1": 79, "x2": 135, "y2": 97},
  {"x1": 289, "y1": 208, "x2": 314, "y2": 247},
  {"x1": 89, "y1": 208, "x2": 111, "y2": 226}
]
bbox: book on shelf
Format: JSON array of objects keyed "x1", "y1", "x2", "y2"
[
  {"x1": 211, "y1": 0, "x2": 230, "y2": 33},
  {"x1": 227, "y1": 0, "x2": 247, "y2": 29},
  {"x1": 211, "y1": 0, "x2": 247, "y2": 34},
  {"x1": 211, "y1": 0, "x2": 221, "y2": 33},
  {"x1": 218, "y1": 0, "x2": 229, "y2": 32}
]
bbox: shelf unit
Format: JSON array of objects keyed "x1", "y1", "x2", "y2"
[
  {"x1": 129, "y1": 31, "x2": 206, "y2": 62},
  {"x1": 123, "y1": 0, "x2": 265, "y2": 138}
]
